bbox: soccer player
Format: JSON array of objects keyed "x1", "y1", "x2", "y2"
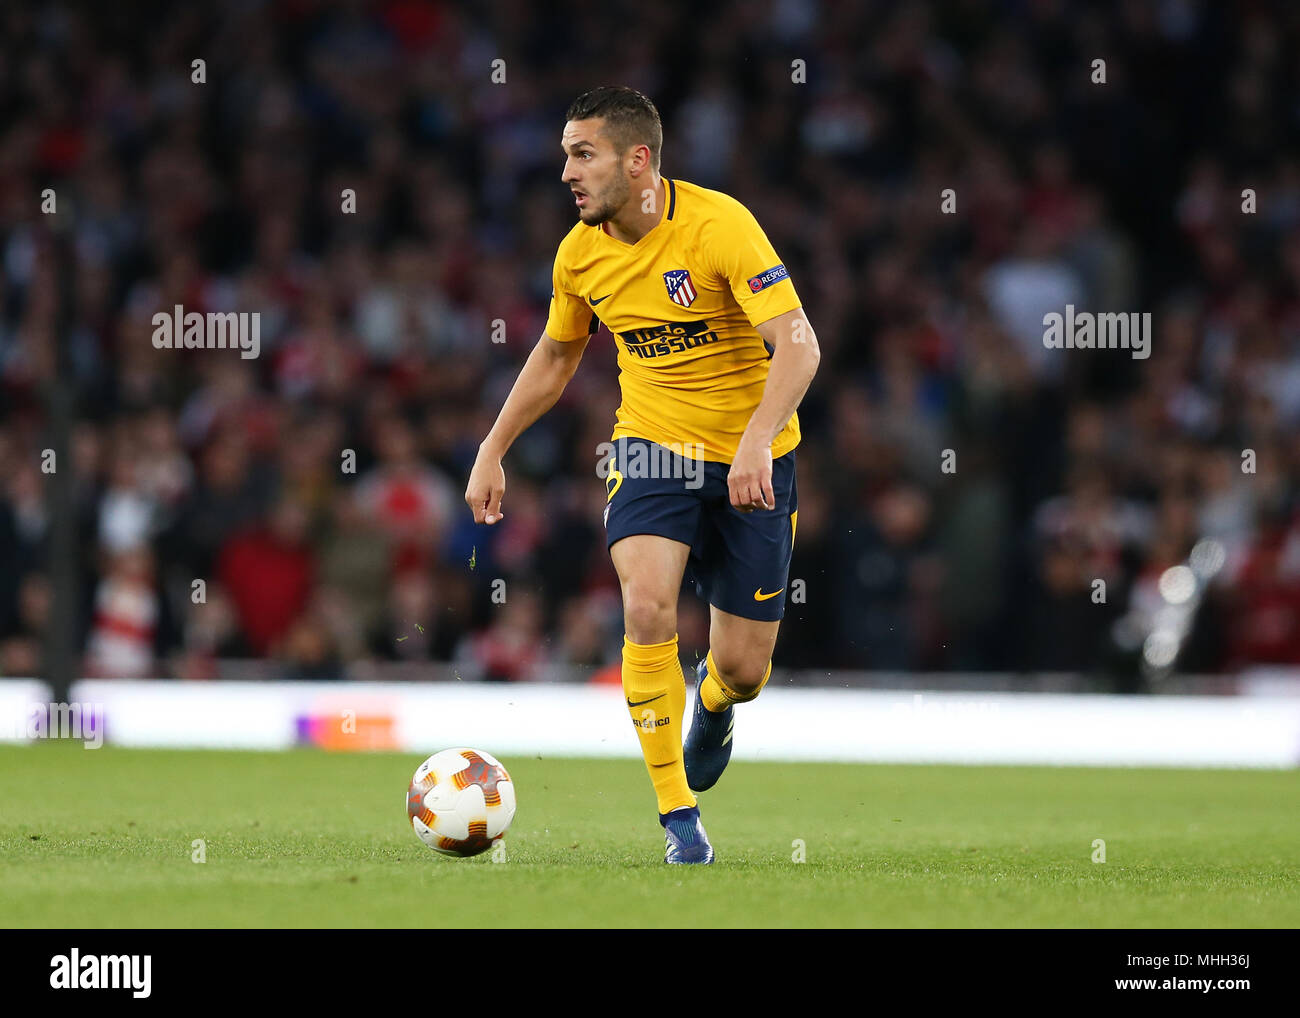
[{"x1": 465, "y1": 86, "x2": 819, "y2": 864}]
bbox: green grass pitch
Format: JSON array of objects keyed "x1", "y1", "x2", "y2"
[{"x1": 1, "y1": 742, "x2": 1296, "y2": 927}]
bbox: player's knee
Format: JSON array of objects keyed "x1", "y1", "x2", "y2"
[
  {"x1": 710, "y1": 652, "x2": 767, "y2": 697},
  {"x1": 622, "y1": 591, "x2": 677, "y2": 645}
]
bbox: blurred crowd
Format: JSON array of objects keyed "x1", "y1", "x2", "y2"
[{"x1": 3, "y1": 0, "x2": 1300, "y2": 685}]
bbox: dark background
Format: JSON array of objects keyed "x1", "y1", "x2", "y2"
[{"x1": 1, "y1": 0, "x2": 1298, "y2": 686}]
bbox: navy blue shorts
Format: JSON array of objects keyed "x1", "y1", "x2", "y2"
[{"x1": 603, "y1": 437, "x2": 798, "y2": 622}]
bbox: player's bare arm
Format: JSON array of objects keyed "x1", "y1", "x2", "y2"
[
  {"x1": 465, "y1": 331, "x2": 590, "y2": 524},
  {"x1": 728, "y1": 307, "x2": 820, "y2": 512}
]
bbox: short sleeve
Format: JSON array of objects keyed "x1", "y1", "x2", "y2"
[
  {"x1": 544, "y1": 254, "x2": 597, "y2": 342},
  {"x1": 707, "y1": 201, "x2": 802, "y2": 327}
]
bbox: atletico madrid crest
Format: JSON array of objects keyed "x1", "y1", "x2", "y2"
[{"x1": 663, "y1": 269, "x2": 697, "y2": 308}]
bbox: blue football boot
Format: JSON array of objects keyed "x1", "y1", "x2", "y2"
[
  {"x1": 683, "y1": 659, "x2": 735, "y2": 792},
  {"x1": 660, "y1": 805, "x2": 715, "y2": 864}
]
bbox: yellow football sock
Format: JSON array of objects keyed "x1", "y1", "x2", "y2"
[
  {"x1": 699, "y1": 650, "x2": 772, "y2": 712},
  {"x1": 622, "y1": 635, "x2": 695, "y2": 815}
]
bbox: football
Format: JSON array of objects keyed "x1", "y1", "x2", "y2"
[{"x1": 406, "y1": 748, "x2": 517, "y2": 857}]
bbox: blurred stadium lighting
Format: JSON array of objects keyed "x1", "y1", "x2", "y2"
[
  {"x1": 1137, "y1": 554, "x2": 1217, "y2": 682},
  {"x1": 1188, "y1": 539, "x2": 1226, "y2": 581},
  {"x1": 1158, "y1": 565, "x2": 1196, "y2": 605}
]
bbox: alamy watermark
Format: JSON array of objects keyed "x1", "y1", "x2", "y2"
[
  {"x1": 50, "y1": 949, "x2": 150, "y2": 998},
  {"x1": 890, "y1": 693, "x2": 1001, "y2": 720},
  {"x1": 2, "y1": 702, "x2": 104, "y2": 748},
  {"x1": 1043, "y1": 305, "x2": 1150, "y2": 360},
  {"x1": 152, "y1": 305, "x2": 260, "y2": 359},
  {"x1": 595, "y1": 441, "x2": 705, "y2": 489}
]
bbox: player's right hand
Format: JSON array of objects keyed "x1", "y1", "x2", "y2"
[{"x1": 465, "y1": 454, "x2": 506, "y2": 524}]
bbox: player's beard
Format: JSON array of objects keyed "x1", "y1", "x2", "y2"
[{"x1": 580, "y1": 174, "x2": 630, "y2": 226}]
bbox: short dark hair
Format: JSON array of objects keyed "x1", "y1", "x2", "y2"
[{"x1": 565, "y1": 86, "x2": 662, "y2": 171}]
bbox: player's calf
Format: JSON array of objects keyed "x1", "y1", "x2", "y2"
[{"x1": 684, "y1": 653, "x2": 772, "y2": 792}]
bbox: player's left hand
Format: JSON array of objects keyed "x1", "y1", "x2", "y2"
[{"x1": 728, "y1": 438, "x2": 774, "y2": 513}]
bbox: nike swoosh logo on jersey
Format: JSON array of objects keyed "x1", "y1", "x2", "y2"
[
  {"x1": 626, "y1": 693, "x2": 666, "y2": 708},
  {"x1": 753, "y1": 587, "x2": 783, "y2": 602},
  {"x1": 588, "y1": 294, "x2": 611, "y2": 306}
]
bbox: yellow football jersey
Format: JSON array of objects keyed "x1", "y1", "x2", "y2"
[{"x1": 545, "y1": 178, "x2": 803, "y2": 463}]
